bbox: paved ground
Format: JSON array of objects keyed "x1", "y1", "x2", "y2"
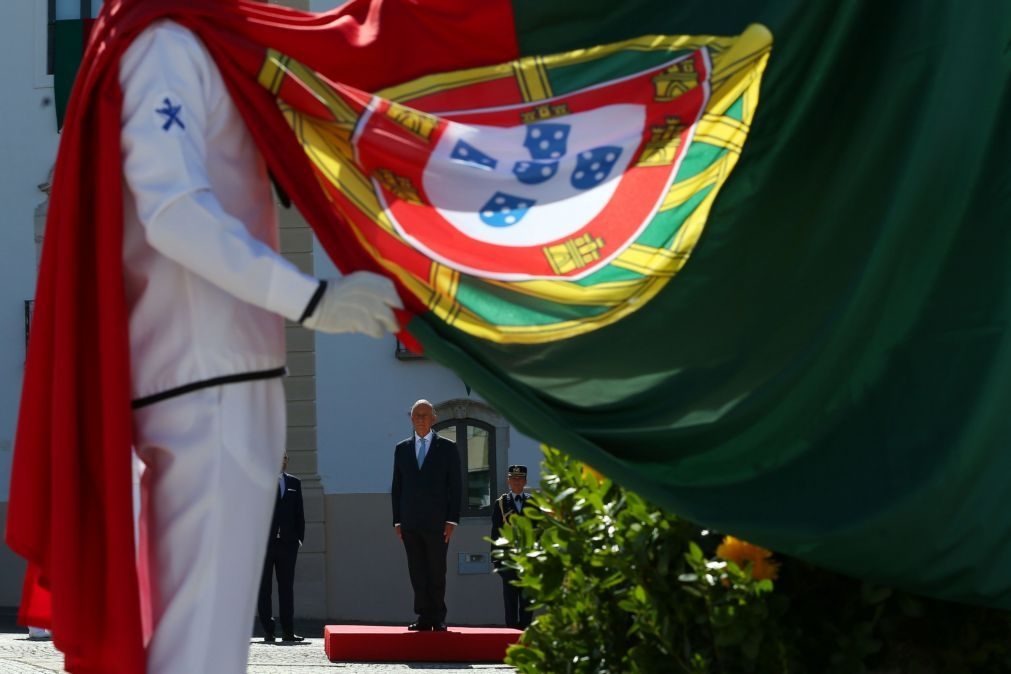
[{"x1": 0, "y1": 629, "x2": 516, "y2": 673}]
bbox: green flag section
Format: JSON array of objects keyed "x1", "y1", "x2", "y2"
[{"x1": 396, "y1": 0, "x2": 1011, "y2": 608}]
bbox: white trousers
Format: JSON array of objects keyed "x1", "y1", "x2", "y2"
[{"x1": 133, "y1": 379, "x2": 285, "y2": 674}]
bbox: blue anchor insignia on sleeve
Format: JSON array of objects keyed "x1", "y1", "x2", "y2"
[{"x1": 156, "y1": 98, "x2": 185, "y2": 131}]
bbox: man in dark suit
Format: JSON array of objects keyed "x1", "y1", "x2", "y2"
[
  {"x1": 391, "y1": 399, "x2": 462, "y2": 631},
  {"x1": 258, "y1": 452, "x2": 306, "y2": 643},
  {"x1": 491, "y1": 464, "x2": 534, "y2": 629}
]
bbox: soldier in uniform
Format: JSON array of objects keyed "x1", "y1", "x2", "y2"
[
  {"x1": 120, "y1": 17, "x2": 399, "y2": 674},
  {"x1": 491, "y1": 464, "x2": 534, "y2": 629}
]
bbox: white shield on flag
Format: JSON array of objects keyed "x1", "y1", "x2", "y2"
[
  {"x1": 422, "y1": 104, "x2": 644, "y2": 248},
  {"x1": 361, "y1": 47, "x2": 712, "y2": 281}
]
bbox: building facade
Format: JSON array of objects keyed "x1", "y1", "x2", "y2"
[{"x1": 0, "y1": 0, "x2": 543, "y2": 627}]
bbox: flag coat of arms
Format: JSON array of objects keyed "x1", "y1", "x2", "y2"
[{"x1": 259, "y1": 26, "x2": 771, "y2": 342}]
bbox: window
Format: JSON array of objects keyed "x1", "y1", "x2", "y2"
[
  {"x1": 434, "y1": 418, "x2": 496, "y2": 518},
  {"x1": 433, "y1": 399, "x2": 511, "y2": 519},
  {"x1": 47, "y1": 1, "x2": 98, "y2": 75},
  {"x1": 46, "y1": 0, "x2": 54, "y2": 75}
]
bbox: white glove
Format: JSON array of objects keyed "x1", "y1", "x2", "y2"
[{"x1": 302, "y1": 272, "x2": 402, "y2": 338}]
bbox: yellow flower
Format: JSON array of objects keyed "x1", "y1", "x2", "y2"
[
  {"x1": 715, "y1": 536, "x2": 780, "y2": 581},
  {"x1": 581, "y1": 464, "x2": 605, "y2": 483}
]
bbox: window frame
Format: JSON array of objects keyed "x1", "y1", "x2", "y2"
[
  {"x1": 434, "y1": 417, "x2": 497, "y2": 519},
  {"x1": 33, "y1": 0, "x2": 54, "y2": 88},
  {"x1": 40, "y1": 0, "x2": 96, "y2": 83}
]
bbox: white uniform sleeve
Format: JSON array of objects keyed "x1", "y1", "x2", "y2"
[{"x1": 119, "y1": 24, "x2": 319, "y2": 323}]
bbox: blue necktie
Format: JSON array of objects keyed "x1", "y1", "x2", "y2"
[{"x1": 417, "y1": 437, "x2": 428, "y2": 468}]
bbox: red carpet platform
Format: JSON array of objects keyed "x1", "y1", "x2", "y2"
[{"x1": 324, "y1": 625, "x2": 522, "y2": 662}]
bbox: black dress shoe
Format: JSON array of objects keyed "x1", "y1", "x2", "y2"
[
  {"x1": 263, "y1": 635, "x2": 276, "y2": 643},
  {"x1": 432, "y1": 622, "x2": 448, "y2": 632},
  {"x1": 407, "y1": 622, "x2": 432, "y2": 631},
  {"x1": 281, "y1": 634, "x2": 305, "y2": 642}
]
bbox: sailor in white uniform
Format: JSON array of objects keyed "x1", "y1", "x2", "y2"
[{"x1": 119, "y1": 19, "x2": 400, "y2": 674}]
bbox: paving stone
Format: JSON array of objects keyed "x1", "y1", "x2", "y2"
[{"x1": 0, "y1": 632, "x2": 515, "y2": 673}]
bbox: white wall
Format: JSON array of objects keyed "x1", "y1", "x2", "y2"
[
  {"x1": 313, "y1": 243, "x2": 543, "y2": 496},
  {"x1": 0, "y1": 0, "x2": 62, "y2": 500},
  {"x1": 309, "y1": 0, "x2": 347, "y2": 11}
]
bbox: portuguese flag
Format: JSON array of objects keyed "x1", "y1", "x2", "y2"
[{"x1": 7, "y1": 0, "x2": 1011, "y2": 671}]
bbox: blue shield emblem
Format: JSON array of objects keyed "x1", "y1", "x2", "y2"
[
  {"x1": 513, "y1": 160, "x2": 559, "y2": 185},
  {"x1": 523, "y1": 123, "x2": 570, "y2": 160},
  {"x1": 571, "y1": 146, "x2": 623, "y2": 190},
  {"x1": 450, "y1": 140, "x2": 498, "y2": 170},
  {"x1": 479, "y1": 192, "x2": 536, "y2": 228}
]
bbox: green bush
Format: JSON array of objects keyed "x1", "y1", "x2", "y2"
[{"x1": 492, "y1": 447, "x2": 1011, "y2": 674}]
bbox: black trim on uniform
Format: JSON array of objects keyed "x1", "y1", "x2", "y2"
[
  {"x1": 131, "y1": 367, "x2": 287, "y2": 409},
  {"x1": 298, "y1": 280, "x2": 328, "y2": 325}
]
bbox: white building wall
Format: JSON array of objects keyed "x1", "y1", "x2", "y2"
[
  {"x1": 0, "y1": 0, "x2": 62, "y2": 502},
  {"x1": 313, "y1": 245, "x2": 543, "y2": 496},
  {"x1": 0, "y1": 0, "x2": 67, "y2": 606}
]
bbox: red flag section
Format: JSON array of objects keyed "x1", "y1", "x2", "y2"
[{"x1": 6, "y1": 1, "x2": 517, "y2": 672}]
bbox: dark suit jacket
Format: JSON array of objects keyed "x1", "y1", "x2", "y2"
[
  {"x1": 391, "y1": 433, "x2": 462, "y2": 533},
  {"x1": 491, "y1": 491, "x2": 533, "y2": 569},
  {"x1": 269, "y1": 473, "x2": 305, "y2": 546}
]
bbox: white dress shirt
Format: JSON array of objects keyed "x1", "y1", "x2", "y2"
[
  {"x1": 415, "y1": 431, "x2": 434, "y2": 465},
  {"x1": 120, "y1": 21, "x2": 319, "y2": 404}
]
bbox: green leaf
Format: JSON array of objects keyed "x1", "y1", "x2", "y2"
[{"x1": 687, "y1": 542, "x2": 704, "y2": 563}]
